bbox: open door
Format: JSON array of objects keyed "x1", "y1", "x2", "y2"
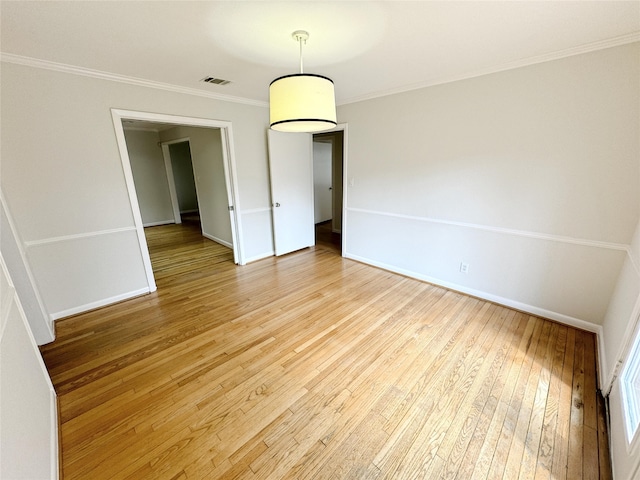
[
  {"x1": 608, "y1": 309, "x2": 640, "y2": 480},
  {"x1": 220, "y1": 128, "x2": 240, "y2": 265},
  {"x1": 267, "y1": 130, "x2": 314, "y2": 256}
]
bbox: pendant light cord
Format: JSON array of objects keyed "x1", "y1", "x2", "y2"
[
  {"x1": 292, "y1": 30, "x2": 309, "y2": 74},
  {"x1": 298, "y1": 35, "x2": 304, "y2": 74}
]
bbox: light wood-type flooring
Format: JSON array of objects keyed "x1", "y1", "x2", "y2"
[{"x1": 41, "y1": 220, "x2": 612, "y2": 479}]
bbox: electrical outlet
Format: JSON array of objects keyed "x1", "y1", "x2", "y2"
[{"x1": 460, "y1": 262, "x2": 469, "y2": 274}]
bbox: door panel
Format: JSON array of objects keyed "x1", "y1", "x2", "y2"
[
  {"x1": 219, "y1": 129, "x2": 240, "y2": 264},
  {"x1": 267, "y1": 130, "x2": 314, "y2": 256},
  {"x1": 610, "y1": 378, "x2": 640, "y2": 480}
]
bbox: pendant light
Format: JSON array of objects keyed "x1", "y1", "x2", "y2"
[{"x1": 269, "y1": 30, "x2": 337, "y2": 133}]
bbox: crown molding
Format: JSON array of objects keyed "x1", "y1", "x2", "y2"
[
  {"x1": 2, "y1": 31, "x2": 638, "y2": 109},
  {"x1": 339, "y1": 31, "x2": 640, "y2": 106},
  {"x1": 0, "y1": 53, "x2": 269, "y2": 108}
]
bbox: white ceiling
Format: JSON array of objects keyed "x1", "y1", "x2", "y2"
[{"x1": 2, "y1": 1, "x2": 639, "y2": 106}]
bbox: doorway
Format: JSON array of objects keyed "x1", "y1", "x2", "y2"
[
  {"x1": 161, "y1": 139, "x2": 199, "y2": 226},
  {"x1": 111, "y1": 109, "x2": 244, "y2": 293},
  {"x1": 267, "y1": 126, "x2": 347, "y2": 257},
  {"x1": 313, "y1": 130, "x2": 344, "y2": 254}
]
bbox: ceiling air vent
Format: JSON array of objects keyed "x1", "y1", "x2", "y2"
[{"x1": 201, "y1": 76, "x2": 231, "y2": 86}]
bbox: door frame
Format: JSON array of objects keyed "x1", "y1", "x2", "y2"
[
  {"x1": 111, "y1": 109, "x2": 245, "y2": 293},
  {"x1": 315, "y1": 123, "x2": 348, "y2": 255}
]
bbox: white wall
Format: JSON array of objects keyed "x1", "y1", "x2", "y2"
[
  {"x1": 331, "y1": 132, "x2": 344, "y2": 233},
  {"x1": 0, "y1": 61, "x2": 274, "y2": 320},
  {"x1": 1, "y1": 255, "x2": 58, "y2": 479},
  {"x1": 124, "y1": 129, "x2": 175, "y2": 226},
  {"x1": 313, "y1": 141, "x2": 332, "y2": 224},
  {"x1": 338, "y1": 43, "x2": 639, "y2": 333},
  {"x1": 160, "y1": 126, "x2": 232, "y2": 247}
]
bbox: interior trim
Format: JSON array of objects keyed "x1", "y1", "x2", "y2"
[
  {"x1": 23, "y1": 227, "x2": 137, "y2": 247},
  {"x1": 3, "y1": 31, "x2": 638, "y2": 108},
  {"x1": 348, "y1": 207, "x2": 630, "y2": 252},
  {"x1": 0, "y1": 53, "x2": 268, "y2": 108},
  {"x1": 50, "y1": 287, "x2": 150, "y2": 321},
  {"x1": 338, "y1": 32, "x2": 640, "y2": 105}
]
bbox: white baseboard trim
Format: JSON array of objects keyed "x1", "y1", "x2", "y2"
[
  {"x1": 50, "y1": 287, "x2": 151, "y2": 321},
  {"x1": 50, "y1": 390, "x2": 59, "y2": 480},
  {"x1": 344, "y1": 251, "x2": 607, "y2": 386},
  {"x1": 595, "y1": 326, "x2": 607, "y2": 391},
  {"x1": 202, "y1": 233, "x2": 233, "y2": 249},
  {"x1": 243, "y1": 251, "x2": 275, "y2": 264},
  {"x1": 143, "y1": 220, "x2": 175, "y2": 227}
]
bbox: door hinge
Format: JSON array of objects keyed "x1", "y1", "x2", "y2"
[{"x1": 228, "y1": 206, "x2": 234, "y2": 212}]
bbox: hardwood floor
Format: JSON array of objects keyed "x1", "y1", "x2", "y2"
[
  {"x1": 315, "y1": 220, "x2": 341, "y2": 254},
  {"x1": 40, "y1": 222, "x2": 612, "y2": 479}
]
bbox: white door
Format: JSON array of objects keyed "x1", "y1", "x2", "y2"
[
  {"x1": 608, "y1": 311, "x2": 640, "y2": 480},
  {"x1": 220, "y1": 128, "x2": 240, "y2": 264},
  {"x1": 609, "y1": 377, "x2": 640, "y2": 480},
  {"x1": 267, "y1": 130, "x2": 314, "y2": 256}
]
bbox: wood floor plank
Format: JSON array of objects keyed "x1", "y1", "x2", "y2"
[
  {"x1": 470, "y1": 312, "x2": 534, "y2": 479},
  {"x1": 518, "y1": 321, "x2": 558, "y2": 480},
  {"x1": 597, "y1": 391, "x2": 613, "y2": 480},
  {"x1": 486, "y1": 317, "x2": 544, "y2": 479},
  {"x1": 568, "y1": 330, "x2": 586, "y2": 479},
  {"x1": 453, "y1": 312, "x2": 527, "y2": 480},
  {"x1": 551, "y1": 327, "x2": 576, "y2": 480},
  {"x1": 430, "y1": 308, "x2": 518, "y2": 478},
  {"x1": 534, "y1": 324, "x2": 568, "y2": 480},
  {"x1": 372, "y1": 299, "x2": 489, "y2": 474},
  {"x1": 377, "y1": 302, "x2": 506, "y2": 478},
  {"x1": 39, "y1": 221, "x2": 610, "y2": 479}
]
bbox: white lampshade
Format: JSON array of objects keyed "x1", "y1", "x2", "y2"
[{"x1": 269, "y1": 73, "x2": 337, "y2": 133}]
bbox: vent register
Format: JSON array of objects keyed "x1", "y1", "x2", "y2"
[{"x1": 201, "y1": 76, "x2": 231, "y2": 86}]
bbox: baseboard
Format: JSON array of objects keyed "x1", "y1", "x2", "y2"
[
  {"x1": 202, "y1": 233, "x2": 233, "y2": 249},
  {"x1": 49, "y1": 288, "x2": 150, "y2": 321},
  {"x1": 344, "y1": 251, "x2": 606, "y2": 385},
  {"x1": 244, "y1": 251, "x2": 275, "y2": 264},
  {"x1": 180, "y1": 209, "x2": 199, "y2": 214},
  {"x1": 47, "y1": 317, "x2": 56, "y2": 344},
  {"x1": 143, "y1": 220, "x2": 175, "y2": 227},
  {"x1": 596, "y1": 329, "x2": 608, "y2": 392},
  {"x1": 50, "y1": 390, "x2": 59, "y2": 480}
]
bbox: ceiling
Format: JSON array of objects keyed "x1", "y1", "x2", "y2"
[{"x1": 1, "y1": 1, "x2": 639, "y2": 106}]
